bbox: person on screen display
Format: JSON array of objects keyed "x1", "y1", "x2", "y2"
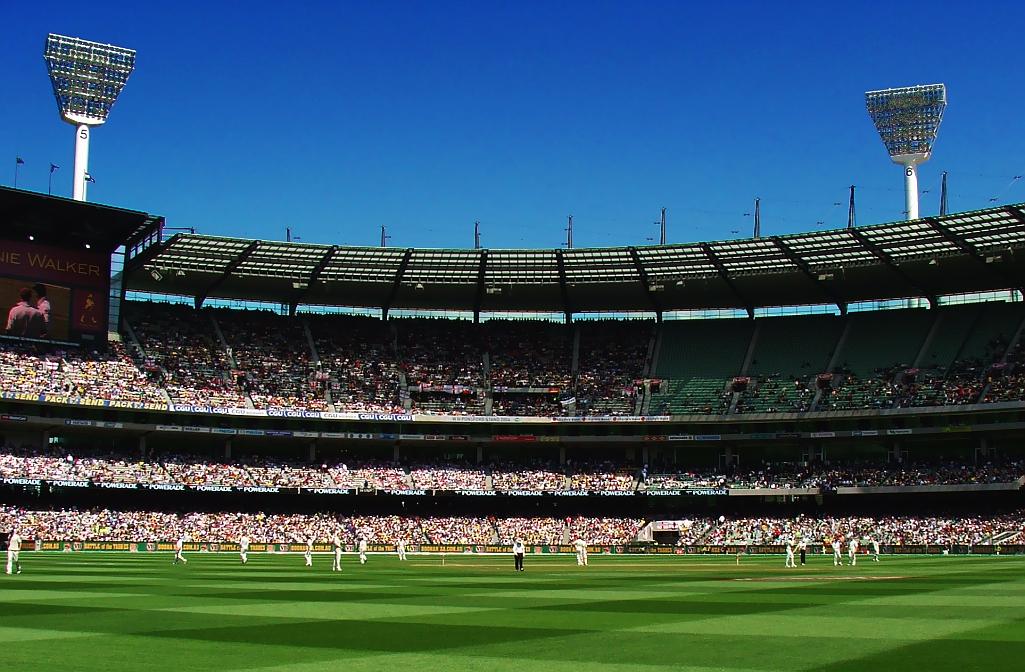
[
  {"x1": 6, "y1": 287, "x2": 44, "y2": 339},
  {"x1": 32, "y1": 284, "x2": 50, "y2": 336}
]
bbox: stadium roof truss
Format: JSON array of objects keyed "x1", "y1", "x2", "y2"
[{"x1": 124, "y1": 203, "x2": 1025, "y2": 313}]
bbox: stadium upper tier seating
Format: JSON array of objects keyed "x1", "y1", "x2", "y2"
[{"x1": 2, "y1": 300, "x2": 1024, "y2": 416}]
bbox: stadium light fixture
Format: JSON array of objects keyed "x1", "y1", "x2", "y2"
[
  {"x1": 865, "y1": 84, "x2": 946, "y2": 220},
  {"x1": 43, "y1": 33, "x2": 136, "y2": 202}
]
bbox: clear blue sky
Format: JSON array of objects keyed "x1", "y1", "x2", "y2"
[{"x1": 4, "y1": 1, "x2": 1025, "y2": 249}]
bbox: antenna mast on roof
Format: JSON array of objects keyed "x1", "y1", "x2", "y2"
[
  {"x1": 380, "y1": 225, "x2": 390, "y2": 247},
  {"x1": 940, "y1": 171, "x2": 949, "y2": 216},
  {"x1": 847, "y1": 185, "x2": 856, "y2": 229},
  {"x1": 753, "y1": 198, "x2": 761, "y2": 238},
  {"x1": 565, "y1": 215, "x2": 573, "y2": 248},
  {"x1": 660, "y1": 207, "x2": 667, "y2": 245},
  {"x1": 474, "y1": 220, "x2": 481, "y2": 249}
]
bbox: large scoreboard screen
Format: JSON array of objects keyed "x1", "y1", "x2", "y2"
[{"x1": 0, "y1": 239, "x2": 109, "y2": 343}]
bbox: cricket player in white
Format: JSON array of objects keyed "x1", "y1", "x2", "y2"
[
  {"x1": 872, "y1": 538, "x2": 881, "y2": 562},
  {"x1": 6, "y1": 531, "x2": 22, "y2": 575},
  {"x1": 304, "y1": 538, "x2": 314, "y2": 567},
  {"x1": 332, "y1": 533, "x2": 343, "y2": 572},
  {"x1": 831, "y1": 538, "x2": 843, "y2": 566},
  {"x1": 173, "y1": 536, "x2": 188, "y2": 565},
  {"x1": 785, "y1": 540, "x2": 796, "y2": 568},
  {"x1": 239, "y1": 535, "x2": 250, "y2": 565},
  {"x1": 396, "y1": 539, "x2": 407, "y2": 561},
  {"x1": 512, "y1": 538, "x2": 525, "y2": 571},
  {"x1": 848, "y1": 537, "x2": 859, "y2": 566},
  {"x1": 358, "y1": 538, "x2": 368, "y2": 565},
  {"x1": 573, "y1": 538, "x2": 588, "y2": 566}
]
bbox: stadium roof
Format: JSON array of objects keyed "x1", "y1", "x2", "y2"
[
  {"x1": 0, "y1": 186, "x2": 163, "y2": 254},
  {"x1": 124, "y1": 203, "x2": 1025, "y2": 314}
]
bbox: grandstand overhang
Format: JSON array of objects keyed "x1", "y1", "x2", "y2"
[
  {"x1": 123, "y1": 203, "x2": 1025, "y2": 313},
  {"x1": 0, "y1": 186, "x2": 162, "y2": 254}
]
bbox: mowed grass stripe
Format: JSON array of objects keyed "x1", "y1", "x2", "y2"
[{"x1": 0, "y1": 554, "x2": 1023, "y2": 671}]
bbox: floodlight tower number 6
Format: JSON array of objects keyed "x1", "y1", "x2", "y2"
[
  {"x1": 43, "y1": 34, "x2": 136, "y2": 202},
  {"x1": 865, "y1": 84, "x2": 947, "y2": 221}
]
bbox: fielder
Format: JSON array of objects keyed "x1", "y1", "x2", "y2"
[
  {"x1": 173, "y1": 535, "x2": 188, "y2": 565},
  {"x1": 573, "y1": 537, "x2": 588, "y2": 566},
  {"x1": 871, "y1": 538, "x2": 880, "y2": 562},
  {"x1": 6, "y1": 530, "x2": 22, "y2": 575},
  {"x1": 785, "y1": 539, "x2": 796, "y2": 568},
  {"x1": 358, "y1": 537, "x2": 368, "y2": 565},
  {"x1": 396, "y1": 539, "x2": 407, "y2": 561},
  {"x1": 305, "y1": 538, "x2": 314, "y2": 567},
  {"x1": 239, "y1": 534, "x2": 250, "y2": 565},
  {"x1": 332, "y1": 533, "x2": 343, "y2": 572},
  {"x1": 831, "y1": 537, "x2": 843, "y2": 566},
  {"x1": 848, "y1": 537, "x2": 859, "y2": 566}
]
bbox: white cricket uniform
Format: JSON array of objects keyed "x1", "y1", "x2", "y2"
[
  {"x1": 305, "y1": 540, "x2": 314, "y2": 567},
  {"x1": 358, "y1": 539, "x2": 368, "y2": 565},
  {"x1": 848, "y1": 539, "x2": 859, "y2": 566},
  {"x1": 332, "y1": 535, "x2": 342, "y2": 572},
  {"x1": 785, "y1": 541, "x2": 796, "y2": 568},
  {"x1": 832, "y1": 540, "x2": 843, "y2": 566},
  {"x1": 6, "y1": 532, "x2": 22, "y2": 574},
  {"x1": 872, "y1": 539, "x2": 880, "y2": 561},
  {"x1": 174, "y1": 537, "x2": 188, "y2": 564},
  {"x1": 240, "y1": 536, "x2": 250, "y2": 564},
  {"x1": 396, "y1": 539, "x2": 407, "y2": 561},
  {"x1": 573, "y1": 539, "x2": 588, "y2": 566}
]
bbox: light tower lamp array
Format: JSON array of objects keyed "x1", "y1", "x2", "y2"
[
  {"x1": 865, "y1": 83, "x2": 947, "y2": 221},
  {"x1": 43, "y1": 33, "x2": 136, "y2": 202}
]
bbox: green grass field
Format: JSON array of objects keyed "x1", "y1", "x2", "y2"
[{"x1": 1, "y1": 552, "x2": 1023, "y2": 671}]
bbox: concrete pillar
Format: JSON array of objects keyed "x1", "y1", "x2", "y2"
[{"x1": 224, "y1": 439, "x2": 232, "y2": 460}]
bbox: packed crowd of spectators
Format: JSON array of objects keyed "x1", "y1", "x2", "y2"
[
  {"x1": 495, "y1": 517, "x2": 566, "y2": 545},
  {"x1": 568, "y1": 462, "x2": 636, "y2": 491},
  {"x1": 701, "y1": 512, "x2": 1025, "y2": 546},
  {"x1": 308, "y1": 314, "x2": 404, "y2": 413},
  {"x1": 5, "y1": 447, "x2": 1017, "y2": 492},
  {"x1": 491, "y1": 464, "x2": 566, "y2": 491},
  {"x1": 126, "y1": 302, "x2": 246, "y2": 407},
  {"x1": 216, "y1": 309, "x2": 329, "y2": 411},
  {"x1": 645, "y1": 460, "x2": 1025, "y2": 491},
  {"x1": 0, "y1": 340, "x2": 166, "y2": 405},
  {"x1": 569, "y1": 517, "x2": 644, "y2": 545},
  {"x1": 397, "y1": 318, "x2": 484, "y2": 400},
  {"x1": 0, "y1": 506, "x2": 645, "y2": 545},
  {"x1": 410, "y1": 464, "x2": 488, "y2": 490},
  {"x1": 7, "y1": 301, "x2": 1025, "y2": 417},
  {"x1": 486, "y1": 320, "x2": 573, "y2": 389},
  {"x1": 419, "y1": 516, "x2": 495, "y2": 544}
]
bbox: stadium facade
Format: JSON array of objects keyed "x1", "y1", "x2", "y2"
[{"x1": 1, "y1": 187, "x2": 1024, "y2": 551}]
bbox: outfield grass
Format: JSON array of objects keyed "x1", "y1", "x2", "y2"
[{"x1": 1, "y1": 552, "x2": 1023, "y2": 671}]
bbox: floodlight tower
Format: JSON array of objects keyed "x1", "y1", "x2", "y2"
[
  {"x1": 43, "y1": 34, "x2": 136, "y2": 202},
  {"x1": 865, "y1": 84, "x2": 946, "y2": 220}
]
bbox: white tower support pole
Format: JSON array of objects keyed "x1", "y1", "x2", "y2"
[
  {"x1": 73, "y1": 124, "x2": 90, "y2": 201},
  {"x1": 903, "y1": 162, "x2": 919, "y2": 220}
]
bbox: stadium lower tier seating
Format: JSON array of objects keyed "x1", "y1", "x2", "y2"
[
  {"x1": 0, "y1": 507, "x2": 642, "y2": 545},
  {"x1": 2, "y1": 506, "x2": 1022, "y2": 547}
]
